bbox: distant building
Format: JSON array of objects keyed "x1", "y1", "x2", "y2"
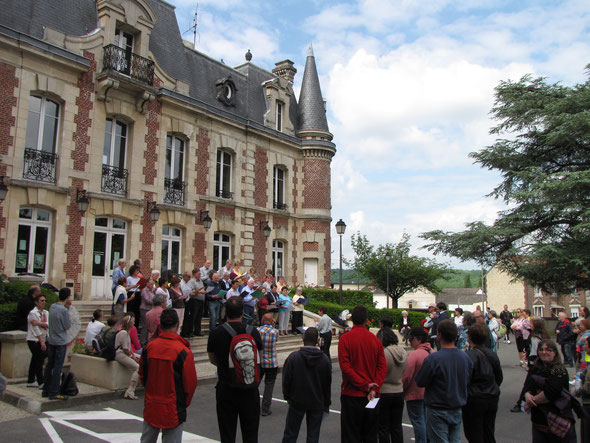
[
  {"x1": 372, "y1": 287, "x2": 436, "y2": 310},
  {"x1": 436, "y1": 288, "x2": 482, "y2": 312},
  {"x1": 0, "y1": 0, "x2": 335, "y2": 298},
  {"x1": 485, "y1": 266, "x2": 587, "y2": 318}
]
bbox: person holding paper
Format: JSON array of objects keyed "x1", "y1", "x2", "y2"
[
  {"x1": 241, "y1": 278, "x2": 257, "y2": 326},
  {"x1": 291, "y1": 288, "x2": 305, "y2": 335},
  {"x1": 415, "y1": 320, "x2": 473, "y2": 443},
  {"x1": 278, "y1": 286, "x2": 292, "y2": 335},
  {"x1": 338, "y1": 305, "x2": 387, "y2": 443},
  {"x1": 206, "y1": 273, "x2": 223, "y2": 331}
]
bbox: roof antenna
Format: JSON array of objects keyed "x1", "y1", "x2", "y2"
[{"x1": 181, "y1": 4, "x2": 199, "y2": 48}]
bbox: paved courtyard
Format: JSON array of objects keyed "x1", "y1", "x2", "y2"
[{"x1": 0, "y1": 339, "x2": 570, "y2": 442}]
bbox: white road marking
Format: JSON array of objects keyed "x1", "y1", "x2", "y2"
[
  {"x1": 41, "y1": 408, "x2": 218, "y2": 442},
  {"x1": 39, "y1": 418, "x2": 63, "y2": 443},
  {"x1": 267, "y1": 396, "x2": 413, "y2": 427}
]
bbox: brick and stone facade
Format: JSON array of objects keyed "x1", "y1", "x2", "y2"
[{"x1": 0, "y1": 0, "x2": 335, "y2": 298}]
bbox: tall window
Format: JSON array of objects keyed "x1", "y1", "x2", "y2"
[
  {"x1": 533, "y1": 306, "x2": 544, "y2": 318},
  {"x1": 25, "y1": 96, "x2": 60, "y2": 153},
  {"x1": 273, "y1": 166, "x2": 286, "y2": 209},
  {"x1": 276, "y1": 101, "x2": 283, "y2": 132},
  {"x1": 166, "y1": 135, "x2": 185, "y2": 182},
  {"x1": 114, "y1": 28, "x2": 134, "y2": 75},
  {"x1": 213, "y1": 233, "x2": 232, "y2": 271},
  {"x1": 103, "y1": 118, "x2": 127, "y2": 168},
  {"x1": 15, "y1": 208, "x2": 52, "y2": 277},
  {"x1": 216, "y1": 150, "x2": 232, "y2": 199},
  {"x1": 272, "y1": 240, "x2": 284, "y2": 278},
  {"x1": 571, "y1": 307, "x2": 580, "y2": 319},
  {"x1": 161, "y1": 226, "x2": 182, "y2": 274}
]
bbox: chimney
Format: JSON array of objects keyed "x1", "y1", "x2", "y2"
[{"x1": 272, "y1": 60, "x2": 297, "y2": 84}]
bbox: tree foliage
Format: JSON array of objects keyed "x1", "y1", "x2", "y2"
[
  {"x1": 421, "y1": 68, "x2": 590, "y2": 292},
  {"x1": 350, "y1": 232, "x2": 449, "y2": 308}
]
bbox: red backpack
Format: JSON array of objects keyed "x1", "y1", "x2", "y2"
[{"x1": 222, "y1": 323, "x2": 261, "y2": 388}]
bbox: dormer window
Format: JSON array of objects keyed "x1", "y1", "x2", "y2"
[
  {"x1": 216, "y1": 77, "x2": 237, "y2": 106},
  {"x1": 114, "y1": 29, "x2": 134, "y2": 76},
  {"x1": 276, "y1": 101, "x2": 283, "y2": 132}
]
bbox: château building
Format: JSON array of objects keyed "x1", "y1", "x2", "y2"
[{"x1": 0, "y1": 0, "x2": 335, "y2": 298}]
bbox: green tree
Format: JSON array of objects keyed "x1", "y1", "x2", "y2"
[
  {"x1": 351, "y1": 232, "x2": 449, "y2": 308},
  {"x1": 422, "y1": 68, "x2": 590, "y2": 293},
  {"x1": 463, "y1": 273, "x2": 472, "y2": 288}
]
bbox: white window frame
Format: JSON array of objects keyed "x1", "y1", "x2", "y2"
[
  {"x1": 213, "y1": 233, "x2": 232, "y2": 271},
  {"x1": 161, "y1": 226, "x2": 182, "y2": 274},
  {"x1": 15, "y1": 207, "x2": 52, "y2": 278},
  {"x1": 25, "y1": 95, "x2": 60, "y2": 153},
  {"x1": 272, "y1": 240, "x2": 284, "y2": 278},
  {"x1": 165, "y1": 135, "x2": 185, "y2": 181},
  {"x1": 276, "y1": 101, "x2": 283, "y2": 132},
  {"x1": 216, "y1": 150, "x2": 233, "y2": 198},
  {"x1": 533, "y1": 306, "x2": 544, "y2": 318},
  {"x1": 273, "y1": 166, "x2": 286, "y2": 208},
  {"x1": 570, "y1": 305, "x2": 581, "y2": 319},
  {"x1": 103, "y1": 118, "x2": 127, "y2": 168}
]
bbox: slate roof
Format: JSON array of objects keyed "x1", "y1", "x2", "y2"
[
  {"x1": 436, "y1": 288, "x2": 482, "y2": 305},
  {"x1": 297, "y1": 44, "x2": 330, "y2": 133},
  {"x1": 0, "y1": 0, "x2": 328, "y2": 134}
]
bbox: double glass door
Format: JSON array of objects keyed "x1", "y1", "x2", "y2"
[{"x1": 91, "y1": 217, "x2": 126, "y2": 299}]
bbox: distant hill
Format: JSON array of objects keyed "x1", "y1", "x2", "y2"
[{"x1": 331, "y1": 269, "x2": 482, "y2": 289}]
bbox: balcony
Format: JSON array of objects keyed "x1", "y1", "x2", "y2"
[
  {"x1": 164, "y1": 178, "x2": 186, "y2": 206},
  {"x1": 102, "y1": 45, "x2": 155, "y2": 85},
  {"x1": 23, "y1": 148, "x2": 58, "y2": 183},
  {"x1": 216, "y1": 189, "x2": 233, "y2": 199},
  {"x1": 101, "y1": 164, "x2": 128, "y2": 196},
  {"x1": 273, "y1": 202, "x2": 288, "y2": 210}
]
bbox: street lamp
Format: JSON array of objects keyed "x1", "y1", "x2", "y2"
[
  {"x1": 335, "y1": 219, "x2": 346, "y2": 305},
  {"x1": 146, "y1": 200, "x2": 160, "y2": 223},
  {"x1": 385, "y1": 250, "x2": 391, "y2": 309},
  {"x1": 259, "y1": 220, "x2": 272, "y2": 238},
  {"x1": 199, "y1": 210, "x2": 212, "y2": 231},
  {"x1": 0, "y1": 176, "x2": 8, "y2": 202},
  {"x1": 76, "y1": 189, "x2": 89, "y2": 213}
]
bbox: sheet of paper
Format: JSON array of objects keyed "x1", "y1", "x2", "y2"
[{"x1": 366, "y1": 398, "x2": 380, "y2": 409}]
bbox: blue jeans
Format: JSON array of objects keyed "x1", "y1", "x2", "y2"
[
  {"x1": 281, "y1": 405, "x2": 323, "y2": 443},
  {"x1": 243, "y1": 305, "x2": 255, "y2": 325},
  {"x1": 426, "y1": 407, "x2": 462, "y2": 443},
  {"x1": 42, "y1": 344, "x2": 67, "y2": 397},
  {"x1": 209, "y1": 301, "x2": 220, "y2": 331},
  {"x1": 406, "y1": 400, "x2": 427, "y2": 443}
]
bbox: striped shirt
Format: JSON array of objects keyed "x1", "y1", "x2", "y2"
[{"x1": 258, "y1": 323, "x2": 279, "y2": 368}]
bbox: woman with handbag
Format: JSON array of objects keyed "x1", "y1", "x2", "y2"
[{"x1": 522, "y1": 339, "x2": 577, "y2": 442}]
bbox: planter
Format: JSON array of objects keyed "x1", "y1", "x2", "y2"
[{"x1": 69, "y1": 353, "x2": 135, "y2": 390}]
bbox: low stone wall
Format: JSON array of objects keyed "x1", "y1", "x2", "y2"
[
  {"x1": 70, "y1": 353, "x2": 135, "y2": 391},
  {"x1": 0, "y1": 330, "x2": 29, "y2": 378}
]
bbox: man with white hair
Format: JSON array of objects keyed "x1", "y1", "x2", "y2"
[
  {"x1": 241, "y1": 278, "x2": 257, "y2": 326},
  {"x1": 112, "y1": 258, "x2": 126, "y2": 296},
  {"x1": 555, "y1": 311, "x2": 575, "y2": 366},
  {"x1": 219, "y1": 259, "x2": 233, "y2": 279}
]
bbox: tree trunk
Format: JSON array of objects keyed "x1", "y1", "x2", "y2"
[{"x1": 390, "y1": 295, "x2": 398, "y2": 309}]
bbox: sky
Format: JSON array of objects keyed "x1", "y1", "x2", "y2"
[{"x1": 168, "y1": 0, "x2": 590, "y2": 269}]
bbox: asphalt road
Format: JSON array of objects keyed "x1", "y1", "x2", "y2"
[{"x1": 0, "y1": 340, "x2": 570, "y2": 442}]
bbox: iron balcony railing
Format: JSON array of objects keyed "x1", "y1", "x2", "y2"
[
  {"x1": 164, "y1": 178, "x2": 186, "y2": 206},
  {"x1": 23, "y1": 148, "x2": 58, "y2": 183},
  {"x1": 216, "y1": 189, "x2": 233, "y2": 199},
  {"x1": 101, "y1": 164, "x2": 128, "y2": 196},
  {"x1": 273, "y1": 201, "x2": 288, "y2": 210},
  {"x1": 102, "y1": 44, "x2": 155, "y2": 85}
]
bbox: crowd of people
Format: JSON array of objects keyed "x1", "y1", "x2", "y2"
[{"x1": 15, "y1": 270, "x2": 590, "y2": 442}]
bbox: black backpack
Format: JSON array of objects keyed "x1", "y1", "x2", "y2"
[
  {"x1": 60, "y1": 371, "x2": 79, "y2": 396},
  {"x1": 100, "y1": 330, "x2": 120, "y2": 361},
  {"x1": 92, "y1": 330, "x2": 108, "y2": 354}
]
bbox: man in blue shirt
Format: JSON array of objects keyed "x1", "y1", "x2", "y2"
[
  {"x1": 112, "y1": 258, "x2": 126, "y2": 296},
  {"x1": 415, "y1": 319, "x2": 473, "y2": 443},
  {"x1": 42, "y1": 288, "x2": 72, "y2": 400}
]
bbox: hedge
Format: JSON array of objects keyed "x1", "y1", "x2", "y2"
[
  {"x1": 306, "y1": 300, "x2": 427, "y2": 329},
  {"x1": 291, "y1": 287, "x2": 374, "y2": 306},
  {"x1": 0, "y1": 280, "x2": 58, "y2": 332}
]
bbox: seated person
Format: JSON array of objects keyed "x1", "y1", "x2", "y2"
[
  {"x1": 116, "y1": 315, "x2": 140, "y2": 400},
  {"x1": 84, "y1": 309, "x2": 105, "y2": 348}
]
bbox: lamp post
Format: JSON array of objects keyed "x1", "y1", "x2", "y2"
[
  {"x1": 335, "y1": 219, "x2": 346, "y2": 305},
  {"x1": 385, "y1": 250, "x2": 391, "y2": 309}
]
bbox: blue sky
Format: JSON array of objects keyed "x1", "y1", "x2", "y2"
[{"x1": 168, "y1": 0, "x2": 590, "y2": 269}]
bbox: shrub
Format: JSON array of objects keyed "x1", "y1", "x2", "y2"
[
  {"x1": 306, "y1": 299, "x2": 427, "y2": 329},
  {"x1": 0, "y1": 280, "x2": 58, "y2": 332},
  {"x1": 291, "y1": 287, "x2": 374, "y2": 306}
]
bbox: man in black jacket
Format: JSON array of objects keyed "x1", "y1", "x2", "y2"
[
  {"x1": 281, "y1": 327, "x2": 331, "y2": 443},
  {"x1": 555, "y1": 312, "x2": 575, "y2": 366},
  {"x1": 431, "y1": 302, "x2": 450, "y2": 351}
]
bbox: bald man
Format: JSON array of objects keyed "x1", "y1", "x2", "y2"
[{"x1": 258, "y1": 313, "x2": 279, "y2": 416}]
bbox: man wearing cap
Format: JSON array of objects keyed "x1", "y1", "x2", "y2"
[
  {"x1": 140, "y1": 309, "x2": 197, "y2": 442},
  {"x1": 402, "y1": 327, "x2": 433, "y2": 443}
]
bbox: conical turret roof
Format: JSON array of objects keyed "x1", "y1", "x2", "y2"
[{"x1": 297, "y1": 43, "x2": 330, "y2": 133}]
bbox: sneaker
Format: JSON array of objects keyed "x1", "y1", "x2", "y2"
[
  {"x1": 27, "y1": 381, "x2": 39, "y2": 387},
  {"x1": 507, "y1": 340, "x2": 511, "y2": 344},
  {"x1": 261, "y1": 410, "x2": 272, "y2": 416},
  {"x1": 49, "y1": 394, "x2": 67, "y2": 401},
  {"x1": 38, "y1": 384, "x2": 44, "y2": 390},
  {"x1": 510, "y1": 404, "x2": 522, "y2": 413}
]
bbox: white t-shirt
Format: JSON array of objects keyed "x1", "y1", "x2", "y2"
[
  {"x1": 156, "y1": 287, "x2": 171, "y2": 308},
  {"x1": 84, "y1": 320, "x2": 105, "y2": 347}
]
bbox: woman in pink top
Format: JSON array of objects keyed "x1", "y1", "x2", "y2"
[
  {"x1": 401, "y1": 327, "x2": 432, "y2": 443},
  {"x1": 511, "y1": 308, "x2": 531, "y2": 367}
]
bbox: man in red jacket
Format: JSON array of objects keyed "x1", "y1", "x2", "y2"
[
  {"x1": 139, "y1": 309, "x2": 197, "y2": 443},
  {"x1": 338, "y1": 305, "x2": 387, "y2": 443}
]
